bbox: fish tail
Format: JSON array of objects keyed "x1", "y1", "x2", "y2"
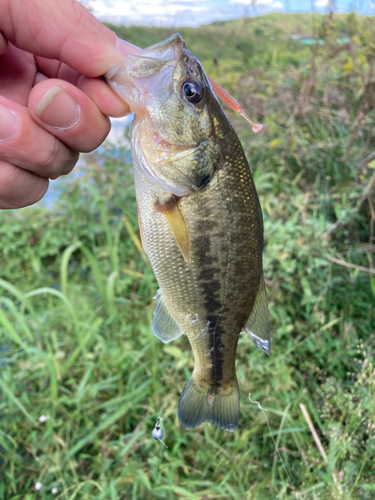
[{"x1": 178, "y1": 375, "x2": 240, "y2": 432}]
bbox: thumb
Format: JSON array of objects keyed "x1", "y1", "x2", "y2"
[{"x1": 0, "y1": 0, "x2": 137, "y2": 77}]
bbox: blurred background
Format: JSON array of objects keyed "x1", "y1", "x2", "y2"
[
  {"x1": 1, "y1": 1, "x2": 374, "y2": 498},
  {"x1": 87, "y1": 0, "x2": 375, "y2": 26}
]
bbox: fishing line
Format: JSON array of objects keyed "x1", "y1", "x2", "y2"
[{"x1": 248, "y1": 393, "x2": 293, "y2": 489}]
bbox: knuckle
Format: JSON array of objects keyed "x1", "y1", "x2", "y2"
[{"x1": 37, "y1": 141, "x2": 79, "y2": 179}]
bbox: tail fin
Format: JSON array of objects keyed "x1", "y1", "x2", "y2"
[{"x1": 178, "y1": 375, "x2": 240, "y2": 432}]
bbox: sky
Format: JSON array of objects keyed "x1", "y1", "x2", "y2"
[{"x1": 83, "y1": 0, "x2": 375, "y2": 27}]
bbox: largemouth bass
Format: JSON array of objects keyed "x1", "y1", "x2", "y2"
[{"x1": 105, "y1": 34, "x2": 270, "y2": 432}]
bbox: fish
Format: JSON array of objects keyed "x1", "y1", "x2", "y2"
[{"x1": 105, "y1": 34, "x2": 270, "y2": 432}]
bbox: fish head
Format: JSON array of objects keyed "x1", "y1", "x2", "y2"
[{"x1": 105, "y1": 34, "x2": 230, "y2": 197}]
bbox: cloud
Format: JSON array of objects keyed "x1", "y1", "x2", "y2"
[
  {"x1": 90, "y1": 0, "x2": 132, "y2": 16},
  {"x1": 88, "y1": 0, "x2": 232, "y2": 26},
  {"x1": 314, "y1": 0, "x2": 329, "y2": 7},
  {"x1": 229, "y1": 0, "x2": 284, "y2": 13},
  {"x1": 89, "y1": 0, "x2": 212, "y2": 24},
  {"x1": 230, "y1": 0, "x2": 277, "y2": 4},
  {"x1": 87, "y1": 0, "x2": 362, "y2": 27}
]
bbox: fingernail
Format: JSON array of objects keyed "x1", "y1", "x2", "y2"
[
  {"x1": 0, "y1": 104, "x2": 19, "y2": 142},
  {"x1": 37, "y1": 86, "x2": 81, "y2": 130}
]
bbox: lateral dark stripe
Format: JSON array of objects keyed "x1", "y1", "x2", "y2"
[{"x1": 193, "y1": 204, "x2": 224, "y2": 386}]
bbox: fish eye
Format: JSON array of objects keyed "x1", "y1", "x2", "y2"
[{"x1": 182, "y1": 78, "x2": 203, "y2": 104}]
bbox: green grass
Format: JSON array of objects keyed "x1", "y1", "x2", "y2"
[{"x1": 1, "y1": 11, "x2": 375, "y2": 500}]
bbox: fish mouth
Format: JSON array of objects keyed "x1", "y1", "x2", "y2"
[
  {"x1": 105, "y1": 33, "x2": 206, "y2": 125},
  {"x1": 106, "y1": 34, "x2": 186, "y2": 84},
  {"x1": 105, "y1": 34, "x2": 191, "y2": 117}
]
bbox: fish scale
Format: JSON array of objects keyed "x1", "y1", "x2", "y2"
[{"x1": 105, "y1": 33, "x2": 270, "y2": 431}]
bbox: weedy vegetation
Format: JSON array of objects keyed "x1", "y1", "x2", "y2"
[{"x1": 0, "y1": 12, "x2": 374, "y2": 500}]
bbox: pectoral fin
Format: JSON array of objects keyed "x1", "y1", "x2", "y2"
[
  {"x1": 156, "y1": 196, "x2": 191, "y2": 265},
  {"x1": 152, "y1": 290, "x2": 184, "y2": 343},
  {"x1": 244, "y1": 276, "x2": 271, "y2": 356}
]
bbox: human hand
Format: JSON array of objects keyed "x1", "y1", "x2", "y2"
[{"x1": 0, "y1": 0, "x2": 139, "y2": 209}]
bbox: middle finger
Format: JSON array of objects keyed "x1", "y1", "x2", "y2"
[
  {"x1": 28, "y1": 78, "x2": 111, "y2": 152},
  {"x1": 0, "y1": 96, "x2": 79, "y2": 179}
]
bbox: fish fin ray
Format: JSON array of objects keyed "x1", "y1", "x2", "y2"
[
  {"x1": 152, "y1": 290, "x2": 184, "y2": 343},
  {"x1": 178, "y1": 375, "x2": 239, "y2": 432},
  {"x1": 156, "y1": 198, "x2": 191, "y2": 265},
  {"x1": 244, "y1": 276, "x2": 271, "y2": 356},
  {"x1": 137, "y1": 205, "x2": 147, "y2": 255}
]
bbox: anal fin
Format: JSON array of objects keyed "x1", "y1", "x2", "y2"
[
  {"x1": 152, "y1": 290, "x2": 184, "y2": 343},
  {"x1": 244, "y1": 276, "x2": 271, "y2": 356}
]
